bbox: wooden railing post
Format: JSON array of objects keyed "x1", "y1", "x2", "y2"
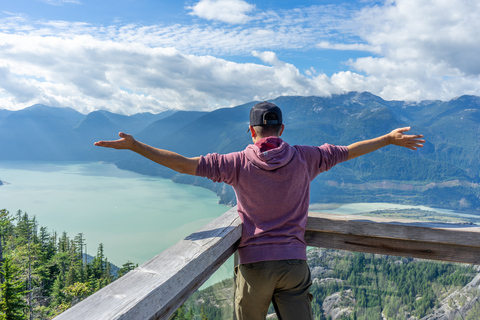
[{"x1": 233, "y1": 251, "x2": 239, "y2": 320}]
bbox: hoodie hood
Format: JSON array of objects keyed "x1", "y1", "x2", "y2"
[{"x1": 245, "y1": 137, "x2": 295, "y2": 171}]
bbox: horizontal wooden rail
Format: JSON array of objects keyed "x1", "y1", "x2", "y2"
[
  {"x1": 305, "y1": 212, "x2": 480, "y2": 264},
  {"x1": 55, "y1": 209, "x2": 480, "y2": 320}
]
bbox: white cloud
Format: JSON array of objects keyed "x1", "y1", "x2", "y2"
[
  {"x1": 0, "y1": 67, "x2": 42, "y2": 103},
  {"x1": 0, "y1": 7, "x2": 352, "y2": 113},
  {"x1": 317, "y1": 41, "x2": 381, "y2": 54},
  {"x1": 0, "y1": 28, "x2": 341, "y2": 114},
  {"x1": 187, "y1": 0, "x2": 255, "y2": 24},
  {"x1": 365, "y1": 0, "x2": 480, "y2": 70},
  {"x1": 337, "y1": 0, "x2": 480, "y2": 100},
  {"x1": 1, "y1": 0, "x2": 480, "y2": 113},
  {"x1": 0, "y1": 5, "x2": 352, "y2": 57}
]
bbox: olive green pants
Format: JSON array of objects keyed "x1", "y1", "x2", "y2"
[{"x1": 234, "y1": 260, "x2": 313, "y2": 320}]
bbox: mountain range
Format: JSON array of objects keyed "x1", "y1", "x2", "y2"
[{"x1": 2, "y1": 92, "x2": 480, "y2": 211}]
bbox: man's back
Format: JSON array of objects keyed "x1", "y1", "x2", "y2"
[{"x1": 196, "y1": 136, "x2": 349, "y2": 264}]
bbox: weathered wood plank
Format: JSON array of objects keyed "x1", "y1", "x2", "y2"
[
  {"x1": 305, "y1": 231, "x2": 480, "y2": 264},
  {"x1": 305, "y1": 212, "x2": 480, "y2": 264},
  {"x1": 54, "y1": 207, "x2": 242, "y2": 320}
]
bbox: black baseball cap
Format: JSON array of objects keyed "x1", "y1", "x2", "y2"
[{"x1": 249, "y1": 101, "x2": 283, "y2": 127}]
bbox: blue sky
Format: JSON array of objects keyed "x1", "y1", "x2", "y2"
[{"x1": 1, "y1": 0, "x2": 480, "y2": 114}]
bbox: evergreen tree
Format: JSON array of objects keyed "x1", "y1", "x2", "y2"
[
  {"x1": 58, "y1": 232, "x2": 69, "y2": 253},
  {"x1": 51, "y1": 274, "x2": 65, "y2": 306},
  {"x1": 73, "y1": 233, "x2": 85, "y2": 264},
  {"x1": 91, "y1": 244, "x2": 105, "y2": 280},
  {"x1": 65, "y1": 264, "x2": 78, "y2": 287},
  {"x1": 118, "y1": 261, "x2": 136, "y2": 277},
  {"x1": 187, "y1": 307, "x2": 194, "y2": 320},
  {"x1": 172, "y1": 305, "x2": 187, "y2": 320},
  {"x1": 0, "y1": 209, "x2": 13, "y2": 284},
  {"x1": 0, "y1": 257, "x2": 28, "y2": 320}
]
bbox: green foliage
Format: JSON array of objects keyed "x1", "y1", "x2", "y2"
[
  {"x1": 118, "y1": 261, "x2": 137, "y2": 278},
  {"x1": 0, "y1": 209, "x2": 133, "y2": 319},
  {"x1": 171, "y1": 278, "x2": 236, "y2": 320},
  {"x1": 179, "y1": 250, "x2": 478, "y2": 320},
  {"x1": 0, "y1": 257, "x2": 28, "y2": 320},
  {"x1": 308, "y1": 249, "x2": 476, "y2": 319}
]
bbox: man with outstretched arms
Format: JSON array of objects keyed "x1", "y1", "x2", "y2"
[{"x1": 95, "y1": 101, "x2": 424, "y2": 320}]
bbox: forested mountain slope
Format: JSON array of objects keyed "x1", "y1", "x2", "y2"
[
  {"x1": 173, "y1": 248, "x2": 479, "y2": 320},
  {"x1": 2, "y1": 92, "x2": 480, "y2": 211}
]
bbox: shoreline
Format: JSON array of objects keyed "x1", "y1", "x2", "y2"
[
  {"x1": 309, "y1": 201, "x2": 474, "y2": 215},
  {"x1": 309, "y1": 202, "x2": 480, "y2": 225}
]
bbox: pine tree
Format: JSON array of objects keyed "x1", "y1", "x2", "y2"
[
  {"x1": 0, "y1": 209, "x2": 13, "y2": 285},
  {"x1": 0, "y1": 257, "x2": 28, "y2": 320},
  {"x1": 73, "y1": 233, "x2": 85, "y2": 265},
  {"x1": 65, "y1": 264, "x2": 78, "y2": 287},
  {"x1": 51, "y1": 274, "x2": 65, "y2": 306},
  {"x1": 58, "y1": 232, "x2": 69, "y2": 253},
  {"x1": 172, "y1": 305, "x2": 187, "y2": 320},
  {"x1": 91, "y1": 244, "x2": 105, "y2": 280},
  {"x1": 118, "y1": 261, "x2": 136, "y2": 277}
]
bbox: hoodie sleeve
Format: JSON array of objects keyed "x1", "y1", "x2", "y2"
[
  {"x1": 317, "y1": 144, "x2": 349, "y2": 172},
  {"x1": 297, "y1": 144, "x2": 349, "y2": 179},
  {"x1": 195, "y1": 152, "x2": 242, "y2": 186}
]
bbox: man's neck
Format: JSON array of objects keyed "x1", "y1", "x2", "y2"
[{"x1": 254, "y1": 136, "x2": 283, "y2": 152}]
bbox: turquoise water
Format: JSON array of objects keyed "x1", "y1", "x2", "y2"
[{"x1": 0, "y1": 161, "x2": 229, "y2": 269}]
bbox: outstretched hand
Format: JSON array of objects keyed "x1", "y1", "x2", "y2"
[
  {"x1": 388, "y1": 127, "x2": 425, "y2": 150},
  {"x1": 347, "y1": 126, "x2": 425, "y2": 160},
  {"x1": 94, "y1": 132, "x2": 136, "y2": 150}
]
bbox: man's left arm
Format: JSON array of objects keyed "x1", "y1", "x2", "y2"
[{"x1": 347, "y1": 127, "x2": 424, "y2": 160}]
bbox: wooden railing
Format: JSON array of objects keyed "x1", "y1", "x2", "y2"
[{"x1": 54, "y1": 206, "x2": 480, "y2": 320}]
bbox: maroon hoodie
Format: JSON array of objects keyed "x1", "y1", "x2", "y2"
[{"x1": 196, "y1": 137, "x2": 349, "y2": 264}]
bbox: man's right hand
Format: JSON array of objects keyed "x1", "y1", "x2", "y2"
[{"x1": 94, "y1": 132, "x2": 136, "y2": 150}]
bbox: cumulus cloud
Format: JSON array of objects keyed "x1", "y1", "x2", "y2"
[
  {"x1": 0, "y1": 28, "x2": 340, "y2": 114},
  {"x1": 0, "y1": 7, "x2": 349, "y2": 113},
  {"x1": 187, "y1": 0, "x2": 255, "y2": 24},
  {"x1": 1, "y1": 0, "x2": 480, "y2": 113},
  {"x1": 336, "y1": 0, "x2": 480, "y2": 100},
  {"x1": 0, "y1": 66, "x2": 42, "y2": 103}
]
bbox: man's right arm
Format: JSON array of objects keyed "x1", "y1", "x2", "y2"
[{"x1": 94, "y1": 132, "x2": 199, "y2": 175}]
